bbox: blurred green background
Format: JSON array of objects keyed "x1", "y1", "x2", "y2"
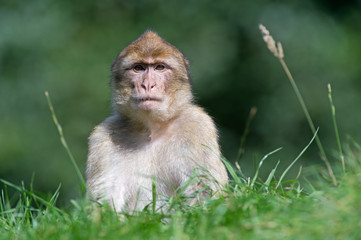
[{"x1": 1, "y1": 0, "x2": 360, "y2": 203}]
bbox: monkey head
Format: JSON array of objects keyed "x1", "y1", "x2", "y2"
[{"x1": 111, "y1": 31, "x2": 193, "y2": 123}]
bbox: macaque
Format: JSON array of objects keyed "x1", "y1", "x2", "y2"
[{"x1": 86, "y1": 30, "x2": 228, "y2": 212}]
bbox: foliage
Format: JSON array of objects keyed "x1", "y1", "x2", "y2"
[{"x1": 1, "y1": 143, "x2": 361, "y2": 239}]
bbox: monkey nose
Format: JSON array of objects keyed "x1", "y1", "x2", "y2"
[{"x1": 141, "y1": 82, "x2": 156, "y2": 92}]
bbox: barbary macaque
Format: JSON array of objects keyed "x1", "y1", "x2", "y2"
[{"x1": 86, "y1": 30, "x2": 228, "y2": 212}]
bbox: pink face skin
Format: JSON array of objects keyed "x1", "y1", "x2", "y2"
[{"x1": 125, "y1": 59, "x2": 173, "y2": 111}]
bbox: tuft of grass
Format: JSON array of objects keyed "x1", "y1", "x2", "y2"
[
  {"x1": 259, "y1": 24, "x2": 337, "y2": 186},
  {"x1": 1, "y1": 150, "x2": 361, "y2": 239},
  {"x1": 250, "y1": 147, "x2": 282, "y2": 189}
]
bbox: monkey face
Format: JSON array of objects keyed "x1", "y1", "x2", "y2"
[
  {"x1": 110, "y1": 31, "x2": 193, "y2": 121},
  {"x1": 124, "y1": 60, "x2": 172, "y2": 111}
]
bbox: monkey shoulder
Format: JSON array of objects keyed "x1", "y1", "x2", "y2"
[
  {"x1": 182, "y1": 105, "x2": 213, "y2": 119},
  {"x1": 166, "y1": 105, "x2": 220, "y2": 156},
  {"x1": 171, "y1": 105, "x2": 227, "y2": 185},
  {"x1": 88, "y1": 115, "x2": 120, "y2": 147},
  {"x1": 177, "y1": 105, "x2": 218, "y2": 136},
  {"x1": 86, "y1": 114, "x2": 129, "y2": 187},
  {"x1": 87, "y1": 115, "x2": 128, "y2": 164}
]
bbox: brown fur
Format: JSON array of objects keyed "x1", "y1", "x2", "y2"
[{"x1": 86, "y1": 31, "x2": 228, "y2": 212}]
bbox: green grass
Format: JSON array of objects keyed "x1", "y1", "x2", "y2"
[
  {"x1": 1, "y1": 26, "x2": 361, "y2": 239},
  {"x1": 1, "y1": 152, "x2": 361, "y2": 239}
]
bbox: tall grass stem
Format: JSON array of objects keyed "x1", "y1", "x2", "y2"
[
  {"x1": 327, "y1": 84, "x2": 345, "y2": 173},
  {"x1": 45, "y1": 91, "x2": 86, "y2": 192},
  {"x1": 279, "y1": 58, "x2": 337, "y2": 186},
  {"x1": 259, "y1": 24, "x2": 337, "y2": 186},
  {"x1": 238, "y1": 107, "x2": 257, "y2": 160}
]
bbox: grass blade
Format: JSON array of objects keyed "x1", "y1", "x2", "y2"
[
  {"x1": 203, "y1": 144, "x2": 245, "y2": 185},
  {"x1": 0, "y1": 179, "x2": 63, "y2": 213},
  {"x1": 50, "y1": 184, "x2": 62, "y2": 205},
  {"x1": 276, "y1": 128, "x2": 319, "y2": 189},
  {"x1": 251, "y1": 147, "x2": 282, "y2": 188},
  {"x1": 152, "y1": 176, "x2": 156, "y2": 213},
  {"x1": 45, "y1": 91, "x2": 86, "y2": 192},
  {"x1": 238, "y1": 107, "x2": 257, "y2": 160},
  {"x1": 264, "y1": 160, "x2": 280, "y2": 192},
  {"x1": 328, "y1": 84, "x2": 345, "y2": 173},
  {"x1": 221, "y1": 157, "x2": 243, "y2": 185}
]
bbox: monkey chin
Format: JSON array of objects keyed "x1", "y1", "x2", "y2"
[{"x1": 137, "y1": 100, "x2": 162, "y2": 111}]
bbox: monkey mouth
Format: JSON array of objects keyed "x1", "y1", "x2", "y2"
[
  {"x1": 132, "y1": 95, "x2": 164, "y2": 110},
  {"x1": 133, "y1": 96, "x2": 164, "y2": 102}
]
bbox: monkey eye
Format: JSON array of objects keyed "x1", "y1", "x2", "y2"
[
  {"x1": 155, "y1": 64, "x2": 165, "y2": 71},
  {"x1": 133, "y1": 64, "x2": 145, "y2": 71}
]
